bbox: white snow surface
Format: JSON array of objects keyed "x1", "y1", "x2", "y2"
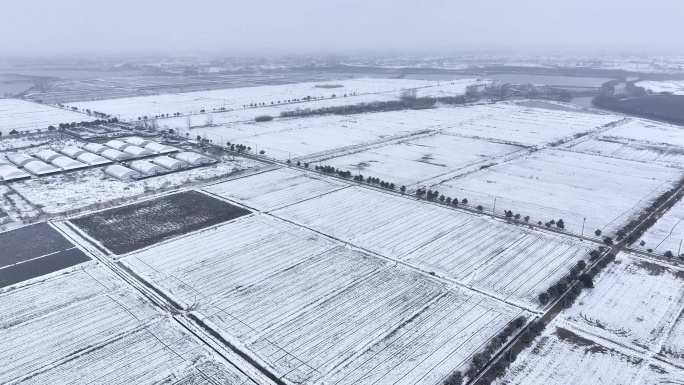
[
  {"x1": 0, "y1": 99, "x2": 88, "y2": 133},
  {"x1": 601, "y1": 118, "x2": 684, "y2": 148},
  {"x1": 638, "y1": 198, "x2": 684, "y2": 254},
  {"x1": 565, "y1": 138, "x2": 684, "y2": 167},
  {"x1": 636, "y1": 80, "x2": 684, "y2": 95}
]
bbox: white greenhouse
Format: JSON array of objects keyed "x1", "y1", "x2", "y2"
[
  {"x1": 51, "y1": 156, "x2": 87, "y2": 171},
  {"x1": 8, "y1": 153, "x2": 36, "y2": 167},
  {"x1": 77, "y1": 152, "x2": 111, "y2": 166},
  {"x1": 174, "y1": 152, "x2": 213, "y2": 166},
  {"x1": 23, "y1": 161, "x2": 60, "y2": 176},
  {"x1": 0, "y1": 165, "x2": 31, "y2": 181},
  {"x1": 105, "y1": 140, "x2": 131, "y2": 151},
  {"x1": 83, "y1": 143, "x2": 108, "y2": 155},
  {"x1": 35, "y1": 149, "x2": 62, "y2": 163},
  {"x1": 60, "y1": 146, "x2": 86, "y2": 159},
  {"x1": 152, "y1": 156, "x2": 187, "y2": 170},
  {"x1": 125, "y1": 137, "x2": 152, "y2": 147},
  {"x1": 100, "y1": 149, "x2": 133, "y2": 161},
  {"x1": 129, "y1": 160, "x2": 165, "y2": 175},
  {"x1": 145, "y1": 142, "x2": 178, "y2": 154},
  {"x1": 123, "y1": 146, "x2": 154, "y2": 157},
  {"x1": 104, "y1": 165, "x2": 141, "y2": 181}
]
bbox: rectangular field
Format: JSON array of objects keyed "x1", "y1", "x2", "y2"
[
  {"x1": 0, "y1": 99, "x2": 88, "y2": 133},
  {"x1": 565, "y1": 138, "x2": 684, "y2": 166},
  {"x1": 71, "y1": 190, "x2": 251, "y2": 254},
  {"x1": 317, "y1": 134, "x2": 525, "y2": 186},
  {"x1": 123, "y1": 214, "x2": 523, "y2": 385},
  {"x1": 561, "y1": 254, "x2": 684, "y2": 353},
  {"x1": 639, "y1": 197, "x2": 684, "y2": 254},
  {"x1": 0, "y1": 223, "x2": 90, "y2": 288},
  {"x1": 204, "y1": 168, "x2": 348, "y2": 211},
  {"x1": 601, "y1": 118, "x2": 684, "y2": 148},
  {"x1": 273, "y1": 186, "x2": 589, "y2": 309},
  {"x1": 494, "y1": 325, "x2": 643, "y2": 385},
  {"x1": 0, "y1": 265, "x2": 265, "y2": 385},
  {"x1": 434, "y1": 148, "x2": 683, "y2": 235}
]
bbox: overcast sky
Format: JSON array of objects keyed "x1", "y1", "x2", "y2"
[{"x1": 2, "y1": 0, "x2": 682, "y2": 55}]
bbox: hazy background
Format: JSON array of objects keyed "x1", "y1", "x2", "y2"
[{"x1": 1, "y1": 0, "x2": 683, "y2": 55}]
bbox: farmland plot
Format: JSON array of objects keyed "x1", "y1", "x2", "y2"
[
  {"x1": 0, "y1": 132, "x2": 84, "y2": 152},
  {"x1": 561, "y1": 254, "x2": 684, "y2": 353},
  {"x1": 662, "y1": 307, "x2": 684, "y2": 366},
  {"x1": 434, "y1": 148, "x2": 683, "y2": 235},
  {"x1": 11, "y1": 156, "x2": 261, "y2": 215},
  {"x1": 317, "y1": 134, "x2": 525, "y2": 187},
  {"x1": 441, "y1": 103, "x2": 621, "y2": 146},
  {"x1": 0, "y1": 266, "x2": 263, "y2": 385},
  {"x1": 638, "y1": 198, "x2": 684, "y2": 253},
  {"x1": 566, "y1": 138, "x2": 684, "y2": 166},
  {"x1": 493, "y1": 325, "x2": 643, "y2": 385},
  {"x1": 0, "y1": 99, "x2": 87, "y2": 133},
  {"x1": 74, "y1": 78, "x2": 483, "y2": 121},
  {"x1": 637, "y1": 362, "x2": 684, "y2": 385},
  {"x1": 274, "y1": 186, "x2": 589, "y2": 309},
  {"x1": 123, "y1": 214, "x2": 522, "y2": 385},
  {"x1": 636, "y1": 80, "x2": 684, "y2": 95},
  {"x1": 71, "y1": 190, "x2": 251, "y2": 254},
  {"x1": 204, "y1": 168, "x2": 348, "y2": 211},
  {"x1": 601, "y1": 118, "x2": 684, "y2": 148}
]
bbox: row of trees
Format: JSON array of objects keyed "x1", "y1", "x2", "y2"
[
  {"x1": 352, "y1": 175, "x2": 395, "y2": 190},
  {"x1": 415, "y1": 188, "x2": 469, "y2": 206}
]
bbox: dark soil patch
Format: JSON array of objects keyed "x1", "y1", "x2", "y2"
[
  {"x1": 0, "y1": 223, "x2": 75, "y2": 268},
  {"x1": 71, "y1": 191, "x2": 251, "y2": 255},
  {"x1": 555, "y1": 327, "x2": 608, "y2": 354},
  {"x1": 635, "y1": 260, "x2": 669, "y2": 276},
  {"x1": 0, "y1": 248, "x2": 90, "y2": 288}
]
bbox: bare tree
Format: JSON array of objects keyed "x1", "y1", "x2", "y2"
[
  {"x1": 400, "y1": 88, "x2": 418, "y2": 101},
  {"x1": 205, "y1": 114, "x2": 214, "y2": 126},
  {"x1": 185, "y1": 116, "x2": 192, "y2": 130}
]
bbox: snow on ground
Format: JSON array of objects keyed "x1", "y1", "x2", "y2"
[
  {"x1": 123, "y1": 214, "x2": 522, "y2": 385},
  {"x1": 638, "y1": 197, "x2": 684, "y2": 254},
  {"x1": 434, "y1": 148, "x2": 683, "y2": 236},
  {"x1": 637, "y1": 361, "x2": 684, "y2": 385},
  {"x1": 10, "y1": 157, "x2": 261, "y2": 214},
  {"x1": 601, "y1": 118, "x2": 684, "y2": 148},
  {"x1": 0, "y1": 132, "x2": 84, "y2": 153},
  {"x1": 204, "y1": 168, "x2": 348, "y2": 211},
  {"x1": 0, "y1": 184, "x2": 40, "y2": 222},
  {"x1": 561, "y1": 254, "x2": 684, "y2": 353},
  {"x1": 662, "y1": 303, "x2": 684, "y2": 366},
  {"x1": 636, "y1": 80, "x2": 684, "y2": 95},
  {"x1": 315, "y1": 134, "x2": 526, "y2": 187},
  {"x1": 0, "y1": 99, "x2": 88, "y2": 133},
  {"x1": 493, "y1": 323, "x2": 643, "y2": 385},
  {"x1": 273, "y1": 186, "x2": 589, "y2": 310},
  {"x1": 440, "y1": 103, "x2": 621, "y2": 146},
  {"x1": 74, "y1": 78, "x2": 486, "y2": 122},
  {"x1": 565, "y1": 138, "x2": 684, "y2": 167},
  {"x1": 0, "y1": 265, "x2": 265, "y2": 385}
]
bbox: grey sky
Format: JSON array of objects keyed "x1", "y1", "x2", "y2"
[{"x1": 1, "y1": 0, "x2": 682, "y2": 55}]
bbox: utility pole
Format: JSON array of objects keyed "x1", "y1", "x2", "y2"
[
  {"x1": 493, "y1": 197, "x2": 497, "y2": 215},
  {"x1": 678, "y1": 239, "x2": 682, "y2": 258},
  {"x1": 581, "y1": 217, "x2": 586, "y2": 237}
]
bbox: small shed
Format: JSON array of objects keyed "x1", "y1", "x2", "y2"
[
  {"x1": 145, "y1": 142, "x2": 178, "y2": 154},
  {"x1": 77, "y1": 152, "x2": 111, "y2": 166},
  {"x1": 83, "y1": 143, "x2": 108, "y2": 155},
  {"x1": 174, "y1": 152, "x2": 213, "y2": 166},
  {"x1": 100, "y1": 149, "x2": 133, "y2": 161},
  {"x1": 51, "y1": 156, "x2": 87, "y2": 170},
  {"x1": 60, "y1": 146, "x2": 87, "y2": 159},
  {"x1": 23, "y1": 160, "x2": 60, "y2": 176},
  {"x1": 104, "y1": 165, "x2": 141, "y2": 181},
  {"x1": 129, "y1": 160, "x2": 165, "y2": 175},
  {"x1": 8, "y1": 153, "x2": 36, "y2": 167},
  {"x1": 125, "y1": 137, "x2": 152, "y2": 147},
  {"x1": 105, "y1": 140, "x2": 131, "y2": 151},
  {"x1": 123, "y1": 146, "x2": 154, "y2": 157},
  {"x1": 0, "y1": 165, "x2": 31, "y2": 181},
  {"x1": 152, "y1": 156, "x2": 187, "y2": 170},
  {"x1": 35, "y1": 149, "x2": 62, "y2": 163}
]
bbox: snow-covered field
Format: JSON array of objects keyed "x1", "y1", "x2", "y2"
[
  {"x1": 440, "y1": 103, "x2": 621, "y2": 146},
  {"x1": 636, "y1": 80, "x2": 684, "y2": 95},
  {"x1": 0, "y1": 132, "x2": 84, "y2": 153},
  {"x1": 434, "y1": 148, "x2": 683, "y2": 235},
  {"x1": 0, "y1": 265, "x2": 266, "y2": 385},
  {"x1": 494, "y1": 324, "x2": 643, "y2": 385},
  {"x1": 122, "y1": 214, "x2": 523, "y2": 385},
  {"x1": 204, "y1": 168, "x2": 348, "y2": 211},
  {"x1": 0, "y1": 99, "x2": 87, "y2": 133},
  {"x1": 561, "y1": 254, "x2": 684, "y2": 353},
  {"x1": 316, "y1": 134, "x2": 525, "y2": 187},
  {"x1": 638, "y1": 198, "x2": 684, "y2": 254},
  {"x1": 662, "y1": 304, "x2": 684, "y2": 365},
  {"x1": 566, "y1": 138, "x2": 684, "y2": 166},
  {"x1": 273, "y1": 186, "x2": 589, "y2": 309},
  {"x1": 10, "y1": 157, "x2": 261, "y2": 214},
  {"x1": 601, "y1": 118, "x2": 684, "y2": 148},
  {"x1": 74, "y1": 78, "x2": 486, "y2": 122}
]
